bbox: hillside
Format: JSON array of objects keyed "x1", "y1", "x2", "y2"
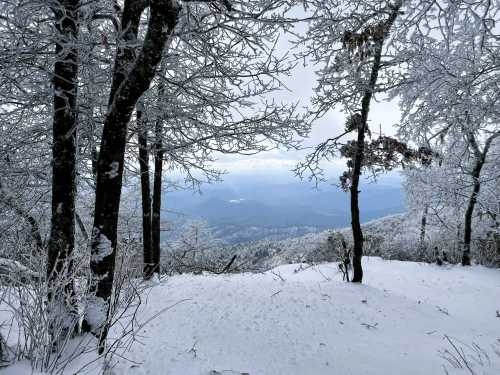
[
  {"x1": 225, "y1": 211, "x2": 496, "y2": 272},
  {"x1": 4, "y1": 257, "x2": 499, "y2": 375},
  {"x1": 226, "y1": 213, "x2": 411, "y2": 271}
]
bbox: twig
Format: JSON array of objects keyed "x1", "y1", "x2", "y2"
[{"x1": 270, "y1": 290, "x2": 282, "y2": 298}]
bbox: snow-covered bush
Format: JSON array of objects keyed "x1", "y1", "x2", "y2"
[
  {"x1": 475, "y1": 231, "x2": 500, "y2": 268},
  {"x1": 304, "y1": 231, "x2": 341, "y2": 264},
  {"x1": 0, "y1": 237, "x2": 155, "y2": 374},
  {"x1": 161, "y1": 220, "x2": 238, "y2": 275},
  {"x1": 0, "y1": 250, "x2": 82, "y2": 372}
]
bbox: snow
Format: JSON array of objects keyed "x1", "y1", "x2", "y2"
[
  {"x1": 2, "y1": 257, "x2": 499, "y2": 374},
  {"x1": 91, "y1": 234, "x2": 113, "y2": 263},
  {"x1": 106, "y1": 161, "x2": 120, "y2": 179},
  {"x1": 0, "y1": 258, "x2": 40, "y2": 280},
  {"x1": 84, "y1": 296, "x2": 108, "y2": 331}
]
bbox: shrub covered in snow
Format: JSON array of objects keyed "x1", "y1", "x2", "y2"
[
  {"x1": 162, "y1": 214, "x2": 499, "y2": 274},
  {"x1": 161, "y1": 220, "x2": 239, "y2": 275}
]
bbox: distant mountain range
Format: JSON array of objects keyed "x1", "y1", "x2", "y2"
[{"x1": 162, "y1": 174, "x2": 406, "y2": 244}]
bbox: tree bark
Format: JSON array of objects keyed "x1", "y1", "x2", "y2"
[
  {"x1": 461, "y1": 158, "x2": 483, "y2": 266},
  {"x1": 151, "y1": 116, "x2": 164, "y2": 276},
  {"x1": 461, "y1": 130, "x2": 499, "y2": 265},
  {"x1": 350, "y1": 2, "x2": 401, "y2": 283},
  {"x1": 350, "y1": 41, "x2": 382, "y2": 283},
  {"x1": 137, "y1": 104, "x2": 154, "y2": 279},
  {"x1": 46, "y1": 0, "x2": 79, "y2": 337},
  {"x1": 83, "y1": 0, "x2": 180, "y2": 352},
  {"x1": 107, "y1": 0, "x2": 146, "y2": 108},
  {"x1": 420, "y1": 204, "x2": 428, "y2": 245},
  {"x1": 350, "y1": 121, "x2": 366, "y2": 283}
]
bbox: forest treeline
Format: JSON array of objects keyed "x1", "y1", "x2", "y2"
[{"x1": 0, "y1": 0, "x2": 498, "y2": 364}]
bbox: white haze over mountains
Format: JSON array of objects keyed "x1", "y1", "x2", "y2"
[
  {"x1": 163, "y1": 171, "x2": 405, "y2": 244},
  {"x1": 170, "y1": 34, "x2": 405, "y2": 244}
]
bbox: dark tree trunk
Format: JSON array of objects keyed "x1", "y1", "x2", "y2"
[
  {"x1": 461, "y1": 129, "x2": 499, "y2": 265},
  {"x1": 350, "y1": 41, "x2": 383, "y2": 283},
  {"x1": 82, "y1": 0, "x2": 145, "y2": 335},
  {"x1": 82, "y1": 0, "x2": 180, "y2": 353},
  {"x1": 46, "y1": 0, "x2": 79, "y2": 335},
  {"x1": 151, "y1": 117, "x2": 164, "y2": 275},
  {"x1": 350, "y1": 121, "x2": 366, "y2": 283},
  {"x1": 91, "y1": 146, "x2": 98, "y2": 178},
  {"x1": 137, "y1": 105, "x2": 154, "y2": 279},
  {"x1": 462, "y1": 157, "x2": 484, "y2": 266},
  {"x1": 350, "y1": 2, "x2": 401, "y2": 283},
  {"x1": 420, "y1": 204, "x2": 428, "y2": 244},
  {"x1": 107, "y1": 0, "x2": 146, "y2": 107}
]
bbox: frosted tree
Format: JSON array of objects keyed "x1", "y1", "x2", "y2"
[
  {"x1": 83, "y1": 0, "x2": 308, "y2": 349},
  {"x1": 402, "y1": 138, "x2": 500, "y2": 264},
  {"x1": 294, "y1": 0, "x2": 406, "y2": 282},
  {"x1": 163, "y1": 220, "x2": 233, "y2": 274},
  {"x1": 81, "y1": 0, "x2": 182, "y2": 350},
  {"x1": 396, "y1": 0, "x2": 500, "y2": 265},
  {"x1": 0, "y1": 1, "x2": 55, "y2": 258},
  {"x1": 0, "y1": 0, "x2": 120, "y2": 351},
  {"x1": 0, "y1": 0, "x2": 86, "y2": 345},
  {"x1": 45, "y1": 0, "x2": 80, "y2": 341},
  {"x1": 132, "y1": 2, "x2": 306, "y2": 278}
]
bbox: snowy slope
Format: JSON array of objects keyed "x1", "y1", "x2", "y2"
[{"x1": 2, "y1": 257, "x2": 500, "y2": 375}]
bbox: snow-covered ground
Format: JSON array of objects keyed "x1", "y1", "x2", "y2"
[{"x1": 2, "y1": 257, "x2": 500, "y2": 375}]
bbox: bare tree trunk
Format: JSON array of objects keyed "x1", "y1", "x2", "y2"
[
  {"x1": 91, "y1": 146, "x2": 98, "y2": 178},
  {"x1": 350, "y1": 2, "x2": 401, "y2": 283},
  {"x1": 420, "y1": 204, "x2": 428, "y2": 244},
  {"x1": 350, "y1": 118, "x2": 367, "y2": 283},
  {"x1": 106, "y1": 0, "x2": 145, "y2": 107},
  {"x1": 462, "y1": 155, "x2": 484, "y2": 266},
  {"x1": 46, "y1": 0, "x2": 79, "y2": 337},
  {"x1": 137, "y1": 104, "x2": 154, "y2": 279},
  {"x1": 82, "y1": 0, "x2": 145, "y2": 336},
  {"x1": 83, "y1": 0, "x2": 180, "y2": 353},
  {"x1": 461, "y1": 130, "x2": 499, "y2": 265},
  {"x1": 350, "y1": 38, "x2": 383, "y2": 283},
  {"x1": 151, "y1": 117, "x2": 164, "y2": 275}
]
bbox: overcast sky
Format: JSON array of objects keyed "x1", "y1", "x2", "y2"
[{"x1": 212, "y1": 46, "x2": 402, "y2": 184}]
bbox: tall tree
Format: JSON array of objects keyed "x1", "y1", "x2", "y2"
[
  {"x1": 396, "y1": 0, "x2": 500, "y2": 266},
  {"x1": 136, "y1": 102, "x2": 154, "y2": 278},
  {"x1": 461, "y1": 130, "x2": 499, "y2": 265},
  {"x1": 151, "y1": 108, "x2": 164, "y2": 276},
  {"x1": 84, "y1": 0, "x2": 181, "y2": 352},
  {"x1": 46, "y1": 0, "x2": 80, "y2": 340},
  {"x1": 129, "y1": 0, "x2": 308, "y2": 277},
  {"x1": 295, "y1": 0, "x2": 404, "y2": 282}
]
